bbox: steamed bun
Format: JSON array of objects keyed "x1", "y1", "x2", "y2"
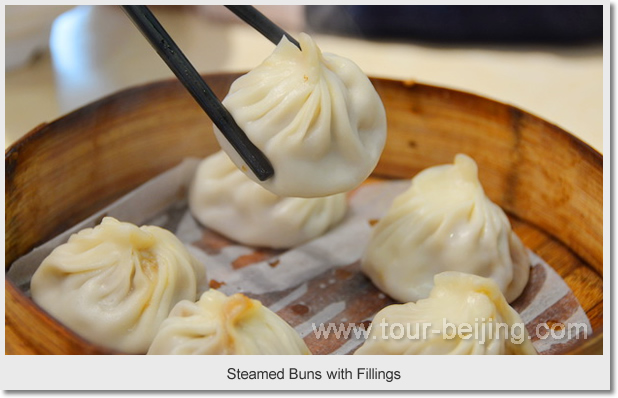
[
  {"x1": 214, "y1": 32, "x2": 387, "y2": 198},
  {"x1": 30, "y1": 217, "x2": 206, "y2": 353},
  {"x1": 361, "y1": 154, "x2": 530, "y2": 303},
  {"x1": 147, "y1": 289, "x2": 311, "y2": 355},
  {"x1": 354, "y1": 272, "x2": 537, "y2": 355},
  {"x1": 189, "y1": 151, "x2": 347, "y2": 249}
]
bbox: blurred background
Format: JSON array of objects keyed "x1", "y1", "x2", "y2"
[{"x1": 5, "y1": 5, "x2": 604, "y2": 152}]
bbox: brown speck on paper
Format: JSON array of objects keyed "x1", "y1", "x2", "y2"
[{"x1": 209, "y1": 279, "x2": 226, "y2": 289}]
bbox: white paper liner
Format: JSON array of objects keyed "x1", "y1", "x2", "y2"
[{"x1": 7, "y1": 158, "x2": 592, "y2": 355}]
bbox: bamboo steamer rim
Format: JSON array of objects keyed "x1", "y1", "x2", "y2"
[{"x1": 5, "y1": 74, "x2": 603, "y2": 355}]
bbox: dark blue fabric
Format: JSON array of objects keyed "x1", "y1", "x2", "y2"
[{"x1": 305, "y1": 6, "x2": 602, "y2": 44}]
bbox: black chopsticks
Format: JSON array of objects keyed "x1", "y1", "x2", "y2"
[
  {"x1": 224, "y1": 6, "x2": 301, "y2": 49},
  {"x1": 121, "y1": 5, "x2": 274, "y2": 181}
]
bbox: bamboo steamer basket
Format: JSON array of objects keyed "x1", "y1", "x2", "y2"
[{"x1": 5, "y1": 74, "x2": 603, "y2": 354}]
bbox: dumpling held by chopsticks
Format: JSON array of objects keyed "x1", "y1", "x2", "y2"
[{"x1": 214, "y1": 32, "x2": 387, "y2": 198}]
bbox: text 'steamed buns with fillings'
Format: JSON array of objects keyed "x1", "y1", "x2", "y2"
[
  {"x1": 354, "y1": 272, "x2": 537, "y2": 355},
  {"x1": 147, "y1": 289, "x2": 311, "y2": 355},
  {"x1": 214, "y1": 32, "x2": 387, "y2": 198},
  {"x1": 362, "y1": 154, "x2": 531, "y2": 303},
  {"x1": 30, "y1": 217, "x2": 206, "y2": 354},
  {"x1": 189, "y1": 151, "x2": 348, "y2": 249}
]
